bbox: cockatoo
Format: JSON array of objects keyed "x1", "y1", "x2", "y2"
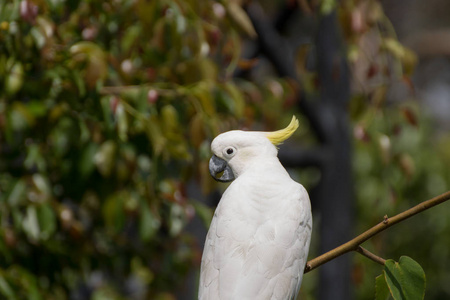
[{"x1": 199, "y1": 116, "x2": 312, "y2": 300}]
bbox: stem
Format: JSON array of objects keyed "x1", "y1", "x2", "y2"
[
  {"x1": 304, "y1": 190, "x2": 450, "y2": 273},
  {"x1": 100, "y1": 84, "x2": 188, "y2": 97},
  {"x1": 356, "y1": 246, "x2": 386, "y2": 266}
]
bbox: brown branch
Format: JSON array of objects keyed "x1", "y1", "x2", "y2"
[
  {"x1": 356, "y1": 246, "x2": 386, "y2": 266},
  {"x1": 100, "y1": 85, "x2": 142, "y2": 95},
  {"x1": 304, "y1": 190, "x2": 450, "y2": 273},
  {"x1": 100, "y1": 85, "x2": 185, "y2": 97}
]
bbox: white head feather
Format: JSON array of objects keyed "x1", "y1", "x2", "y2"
[{"x1": 210, "y1": 116, "x2": 299, "y2": 178}]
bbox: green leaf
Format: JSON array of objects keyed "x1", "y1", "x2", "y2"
[
  {"x1": 37, "y1": 203, "x2": 57, "y2": 240},
  {"x1": 169, "y1": 203, "x2": 185, "y2": 236},
  {"x1": 0, "y1": 276, "x2": 17, "y2": 300},
  {"x1": 7, "y1": 179, "x2": 26, "y2": 206},
  {"x1": 102, "y1": 192, "x2": 125, "y2": 233},
  {"x1": 31, "y1": 174, "x2": 51, "y2": 201},
  {"x1": 23, "y1": 206, "x2": 40, "y2": 241},
  {"x1": 146, "y1": 116, "x2": 166, "y2": 156},
  {"x1": 160, "y1": 104, "x2": 179, "y2": 133},
  {"x1": 223, "y1": 82, "x2": 245, "y2": 118},
  {"x1": 24, "y1": 144, "x2": 46, "y2": 172},
  {"x1": 12, "y1": 266, "x2": 43, "y2": 300},
  {"x1": 91, "y1": 286, "x2": 121, "y2": 300},
  {"x1": 131, "y1": 257, "x2": 154, "y2": 285},
  {"x1": 116, "y1": 102, "x2": 128, "y2": 141},
  {"x1": 320, "y1": 0, "x2": 337, "y2": 15},
  {"x1": 192, "y1": 82, "x2": 216, "y2": 116},
  {"x1": 100, "y1": 96, "x2": 114, "y2": 131},
  {"x1": 375, "y1": 274, "x2": 390, "y2": 300},
  {"x1": 94, "y1": 140, "x2": 117, "y2": 177},
  {"x1": 5, "y1": 62, "x2": 24, "y2": 95},
  {"x1": 27, "y1": 100, "x2": 47, "y2": 117},
  {"x1": 226, "y1": 2, "x2": 257, "y2": 38},
  {"x1": 9, "y1": 102, "x2": 34, "y2": 130},
  {"x1": 79, "y1": 142, "x2": 99, "y2": 179},
  {"x1": 139, "y1": 201, "x2": 160, "y2": 242},
  {"x1": 31, "y1": 26, "x2": 46, "y2": 49},
  {"x1": 384, "y1": 256, "x2": 426, "y2": 300},
  {"x1": 121, "y1": 25, "x2": 141, "y2": 53},
  {"x1": 70, "y1": 41, "x2": 108, "y2": 88}
]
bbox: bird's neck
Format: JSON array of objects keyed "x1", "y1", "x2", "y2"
[{"x1": 233, "y1": 156, "x2": 289, "y2": 181}]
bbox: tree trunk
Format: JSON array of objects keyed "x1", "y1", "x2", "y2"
[{"x1": 315, "y1": 10, "x2": 353, "y2": 300}]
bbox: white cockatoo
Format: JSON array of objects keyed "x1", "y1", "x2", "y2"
[{"x1": 199, "y1": 116, "x2": 312, "y2": 300}]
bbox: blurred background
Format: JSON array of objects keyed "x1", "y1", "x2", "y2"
[{"x1": 0, "y1": 0, "x2": 449, "y2": 299}]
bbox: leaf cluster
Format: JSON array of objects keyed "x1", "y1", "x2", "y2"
[{"x1": 0, "y1": 0, "x2": 295, "y2": 299}]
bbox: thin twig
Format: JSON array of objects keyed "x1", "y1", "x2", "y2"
[
  {"x1": 304, "y1": 190, "x2": 450, "y2": 273},
  {"x1": 100, "y1": 85, "x2": 183, "y2": 97},
  {"x1": 100, "y1": 85, "x2": 143, "y2": 95},
  {"x1": 355, "y1": 246, "x2": 386, "y2": 266}
]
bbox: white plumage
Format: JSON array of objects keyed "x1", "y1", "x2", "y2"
[{"x1": 199, "y1": 117, "x2": 312, "y2": 300}]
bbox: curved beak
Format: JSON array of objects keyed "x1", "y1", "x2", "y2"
[{"x1": 209, "y1": 155, "x2": 235, "y2": 182}]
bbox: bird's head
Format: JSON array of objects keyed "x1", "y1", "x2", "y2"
[{"x1": 209, "y1": 116, "x2": 299, "y2": 182}]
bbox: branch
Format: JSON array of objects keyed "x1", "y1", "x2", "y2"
[
  {"x1": 356, "y1": 246, "x2": 386, "y2": 266},
  {"x1": 100, "y1": 85, "x2": 183, "y2": 97},
  {"x1": 304, "y1": 190, "x2": 450, "y2": 273},
  {"x1": 244, "y1": 3, "x2": 297, "y2": 79},
  {"x1": 244, "y1": 2, "x2": 328, "y2": 143}
]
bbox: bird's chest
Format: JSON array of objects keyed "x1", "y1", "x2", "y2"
[
  {"x1": 219, "y1": 183, "x2": 289, "y2": 221},
  {"x1": 214, "y1": 184, "x2": 301, "y2": 245}
]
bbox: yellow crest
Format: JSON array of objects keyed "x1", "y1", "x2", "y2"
[{"x1": 266, "y1": 116, "x2": 299, "y2": 146}]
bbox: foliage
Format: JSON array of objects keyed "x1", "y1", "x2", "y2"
[
  {"x1": 0, "y1": 0, "x2": 293, "y2": 299},
  {"x1": 341, "y1": 1, "x2": 450, "y2": 299},
  {"x1": 376, "y1": 256, "x2": 426, "y2": 300},
  {"x1": 277, "y1": 0, "x2": 450, "y2": 298}
]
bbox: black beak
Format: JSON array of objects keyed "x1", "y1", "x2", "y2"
[{"x1": 209, "y1": 155, "x2": 235, "y2": 182}]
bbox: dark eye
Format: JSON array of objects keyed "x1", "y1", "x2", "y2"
[{"x1": 226, "y1": 148, "x2": 234, "y2": 155}]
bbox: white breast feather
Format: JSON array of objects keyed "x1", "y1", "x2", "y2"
[{"x1": 199, "y1": 166, "x2": 312, "y2": 300}]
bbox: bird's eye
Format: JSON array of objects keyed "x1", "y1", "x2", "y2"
[{"x1": 224, "y1": 147, "x2": 236, "y2": 157}]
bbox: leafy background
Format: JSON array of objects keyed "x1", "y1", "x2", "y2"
[{"x1": 0, "y1": 0, "x2": 449, "y2": 299}]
